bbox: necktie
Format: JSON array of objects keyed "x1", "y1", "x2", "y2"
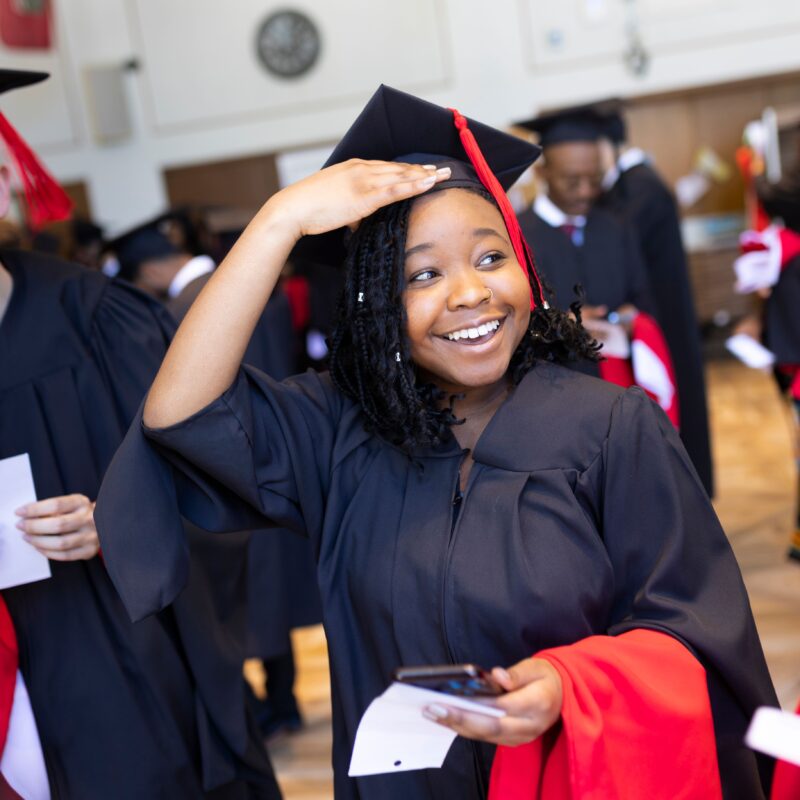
[{"x1": 560, "y1": 223, "x2": 584, "y2": 247}]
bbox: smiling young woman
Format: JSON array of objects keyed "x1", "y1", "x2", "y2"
[{"x1": 96, "y1": 86, "x2": 777, "y2": 800}]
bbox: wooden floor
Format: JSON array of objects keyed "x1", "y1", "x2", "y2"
[{"x1": 256, "y1": 360, "x2": 800, "y2": 799}]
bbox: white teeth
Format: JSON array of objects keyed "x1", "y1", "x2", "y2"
[
  {"x1": 452, "y1": 321, "x2": 499, "y2": 340},
  {"x1": 445, "y1": 319, "x2": 501, "y2": 341}
]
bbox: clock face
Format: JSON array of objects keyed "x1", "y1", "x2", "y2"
[{"x1": 256, "y1": 10, "x2": 321, "y2": 79}]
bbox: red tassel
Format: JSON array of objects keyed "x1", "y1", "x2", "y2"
[
  {"x1": 449, "y1": 108, "x2": 545, "y2": 310},
  {"x1": 0, "y1": 111, "x2": 72, "y2": 229}
]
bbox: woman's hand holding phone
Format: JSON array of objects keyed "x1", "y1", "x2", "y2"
[{"x1": 422, "y1": 657, "x2": 563, "y2": 747}]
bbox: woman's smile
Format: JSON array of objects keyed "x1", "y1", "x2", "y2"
[{"x1": 436, "y1": 315, "x2": 507, "y2": 347}]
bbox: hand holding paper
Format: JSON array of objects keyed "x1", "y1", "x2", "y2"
[
  {"x1": 348, "y1": 683, "x2": 505, "y2": 777},
  {"x1": 0, "y1": 453, "x2": 50, "y2": 590}
]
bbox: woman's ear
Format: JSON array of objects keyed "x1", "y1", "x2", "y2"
[{"x1": 0, "y1": 166, "x2": 12, "y2": 218}]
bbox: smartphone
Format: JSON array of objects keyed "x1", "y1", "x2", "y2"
[{"x1": 393, "y1": 663, "x2": 505, "y2": 697}]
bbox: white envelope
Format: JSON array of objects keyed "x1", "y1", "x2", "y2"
[
  {"x1": 348, "y1": 682, "x2": 505, "y2": 777},
  {"x1": 0, "y1": 454, "x2": 51, "y2": 591},
  {"x1": 746, "y1": 706, "x2": 800, "y2": 766},
  {"x1": 725, "y1": 334, "x2": 776, "y2": 370}
]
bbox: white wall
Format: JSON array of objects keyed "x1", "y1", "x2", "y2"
[{"x1": 3, "y1": 0, "x2": 800, "y2": 232}]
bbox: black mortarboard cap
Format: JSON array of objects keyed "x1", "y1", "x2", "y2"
[
  {"x1": 514, "y1": 103, "x2": 610, "y2": 148},
  {"x1": 294, "y1": 84, "x2": 541, "y2": 268},
  {"x1": 72, "y1": 217, "x2": 104, "y2": 246},
  {"x1": 106, "y1": 216, "x2": 180, "y2": 281},
  {"x1": 0, "y1": 68, "x2": 48, "y2": 96}
]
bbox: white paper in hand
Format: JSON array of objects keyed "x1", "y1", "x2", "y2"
[
  {"x1": 746, "y1": 706, "x2": 800, "y2": 766},
  {"x1": 348, "y1": 682, "x2": 505, "y2": 777},
  {"x1": 725, "y1": 334, "x2": 776, "y2": 370},
  {"x1": 0, "y1": 454, "x2": 50, "y2": 590}
]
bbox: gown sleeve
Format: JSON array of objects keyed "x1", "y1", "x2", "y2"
[
  {"x1": 88, "y1": 277, "x2": 176, "y2": 425},
  {"x1": 599, "y1": 387, "x2": 777, "y2": 794},
  {"x1": 95, "y1": 366, "x2": 344, "y2": 622}
]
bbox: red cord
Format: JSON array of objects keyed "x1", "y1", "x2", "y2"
[
  {"x1": 0, "y1": 111, "x2": 72, "y2": 230},
  {"x1": 450, "y1": 109, "x2": 545, "y2": 310}
]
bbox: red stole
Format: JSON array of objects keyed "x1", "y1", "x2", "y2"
[{"x1": 488, "y1": 629, "x2": 721, "y2": 800}]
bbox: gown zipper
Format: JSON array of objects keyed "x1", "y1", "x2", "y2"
[{"x1": 441, "y1": 456, "x2": 488, "y2": 797}]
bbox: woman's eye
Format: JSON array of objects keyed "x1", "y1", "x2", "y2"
[
  {"x1": 478, "y1": 252, "x2": 505, "y2": 267},
  {"x1": 410, "y1": 269, "x2": 438, "y2": 283}
]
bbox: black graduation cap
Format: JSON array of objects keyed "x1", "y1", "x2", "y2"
[
  {"x1": 294, "y1": 84, "x2": 542, "y2": 269},
  {"x1": 106, "y1": 215, "x2": 180, "y2": 281},
  {"x1": 597, "y1": 99, "x2": 627, "y2": 145},
  {"x1": 514, "y1": 102, "x2": 611, "y2": 148},
  {"x1": 71, "y1": 217, "x2": 104, "y2": 247},
  {"x1": 0, "y1": 68, "x2": 48, "y2": 96}
]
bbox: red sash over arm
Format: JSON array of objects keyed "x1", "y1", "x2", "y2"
[
  {"x1": 0, "y1": 597, "x2": 17, "y2": 758},
  {"x1": 488, "y1": 629, "x2": 721, "y2": 800},
  {"x1": 771, "y1": 699, "x2": 800, "y2": 800}
]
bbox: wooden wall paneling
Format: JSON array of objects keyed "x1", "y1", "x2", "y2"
[
  {"x1": 691, "y1": 85, "x2": 767, "y2": 214},
  {"x1": 626, "y1": 98, "x2": 695, "y2": 187},
  {"x1": 163, "y1": 153, "x2": 279, "y2": 213}
]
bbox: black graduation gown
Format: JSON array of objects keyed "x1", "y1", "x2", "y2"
[
  {"x1": 242, "y1": 290, "x2": 323, "y2": 658},
  {"x1": 599, "y1": 162, "x2": 713, "y2": 496},
  {"x1": 96, "y1": 360, "x2": 777, "y2": 800},
  {"x1": 0, "y1": 251, "x2": 279, "y2": 799},
  {"x1": 757, "y1": 167, "x2": 800, "y2": 233},
  {"x1": 168, "y1": 274, "x2": 322, "y2": 659},
  {"x1": 764, "y1": 254, "x2": 800, "y2": 366},
  {"x1": 518, "y1": 205, "x2": 652, "y2": 315}
]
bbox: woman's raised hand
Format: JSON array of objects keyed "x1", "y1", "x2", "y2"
[{"x1": 264, "y1": 159, "x2": 451, "y2": 240}]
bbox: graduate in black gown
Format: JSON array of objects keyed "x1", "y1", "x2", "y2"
[
  {"x1": 513, "y1": 108, "x2": 653, "y2": 360},
  {"x1": 597, "y1": 103, "x2": 713, "y2": 495},
  {"x1": 96, "y1": 86, "x2": 776, "y2": 799},
  {"x1": 0, "y1": 70, "x2": 279, "y2": 800}
]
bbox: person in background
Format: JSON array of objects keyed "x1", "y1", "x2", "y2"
[
  {"x1": 0, "y1": 69, "x2": 280, "y2": 799},
  {"x1": 97, "y1": 85, "x2": 776, "y2": 800},
  {"x1": 515, "y1": 106, "x2": 680, "y2": 428},
  {"x1": 68, "y1": 217, "x2": 105, "y2": 270},
  {"x1": 597, "y1": 101, "x2": 713, "y2": 496},
  {"x1": 733, "y1": 160, "x2": 800, "y2": 562}
]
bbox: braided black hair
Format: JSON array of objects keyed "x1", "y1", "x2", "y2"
[{"x1": 328, "y1": 189, "x2": 600, "y2": 451}]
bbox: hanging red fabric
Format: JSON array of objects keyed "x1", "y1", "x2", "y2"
[
  {"x1": 0, "y1": 596, "x2": 17, "y2": 759},
  {"x1": 0, "y1": 111, "x2": 72, "y2": 229},
  {"x1": 449, "y1": 109, "x2": 544, "y2": 310}
]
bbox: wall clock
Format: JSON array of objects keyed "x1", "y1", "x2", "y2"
[{"x1": 255, "y1": 10, "x2": 321, "y2": 79}]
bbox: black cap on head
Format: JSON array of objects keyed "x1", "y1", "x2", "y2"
[
  {"x1": 106, "y1": 215, "x2": 180, "y2": 281},
  {"x1": 72, "y1": 217, "x2": 104, "y2": 246},
  {"x1": 514, "y1": 103, "x2": 610, "y2": 148},
  {"x1": 294, "y1": 84, "x2": 541, "y2": 267},
  {"x1": 0, "y1": 68, "x2": 48, "y2": 96}
]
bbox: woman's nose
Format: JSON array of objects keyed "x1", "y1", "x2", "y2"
[{"x1": 447, "y1": 271, "x2": 491, "y2": 310}]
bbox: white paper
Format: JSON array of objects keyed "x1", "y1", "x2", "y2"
[
  {"x1": 746, "y1": 706, "x2": 800, "y2": 766},
  {"x1": 0, "y1": 454, "x2": 50, "y2": 590},
  {"x1": 348, "y1": 682, "x2": 505, "y2": 777},
  {"x1": 725, "y1": 334, "x2": 776, "y2": 370}
]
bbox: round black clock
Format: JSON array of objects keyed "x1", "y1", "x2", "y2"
[{"x1": 255, "y1": 10, "x2": 321, "y2": 79}]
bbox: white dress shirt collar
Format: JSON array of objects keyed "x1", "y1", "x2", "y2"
[
  {"x1": 533, "y1": 193, "x2": 586, "y2": 229},
  {"x1": 167, "y1": 254, "x2": 216, "y2": 299}
]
